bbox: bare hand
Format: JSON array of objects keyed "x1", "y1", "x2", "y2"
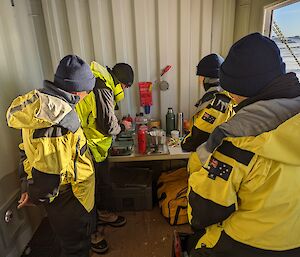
[{"x1": 17, "y1": 192, "x2": 35, "y2": 209}]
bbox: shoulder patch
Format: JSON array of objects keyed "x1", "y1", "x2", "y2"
[
  {"x1": 205, "y1": 156, "x2": 232, "y2": 181},
  {"x1": 195, "y1": 90, "x2": 218, "y2": 107},
  {"x1": 217, "y1": 141, "x2": 254, "y2": 166},
  {"x1": 210, "y1": 94, "x2": 231, "y2": 113},
  {"x1": 201, "y1": 112, "x2": 216, "y2": 124},
  {"x1": 33, "y1": 126, "x2": 69, "y2": 139}
]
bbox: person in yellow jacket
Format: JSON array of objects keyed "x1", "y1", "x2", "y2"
[
  {"x1": 181, "y1": 53, "x2": 235, "y2": 175},
  {"x1": 7, "y1": 55, "x2": 96, "y2": 257},
  {"x1": 75, "y1": 61, "x2": 134, "y2": 253},
  {"x1": 188, "y1": 33, "x2": 300, "y2": 257}
]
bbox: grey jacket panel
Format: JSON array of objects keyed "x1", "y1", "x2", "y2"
[
  {"x1": 93, "y1": 78, "x2": 121, "y2": 136},
  {"x1": 206, "y1": 96, "x2": 300, "y2": 153},
  {"x1": 39, "y1": 81, "x2": 81, "y2": 133}
]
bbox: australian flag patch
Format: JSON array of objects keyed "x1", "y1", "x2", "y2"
[
  {"x1": 205, "y1": 156, "x2": 233, "y2": 181},
  {"x1": 202, "y1": 112, "x2": 216, "y2": 124}
]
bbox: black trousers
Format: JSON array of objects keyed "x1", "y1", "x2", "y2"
[
  {"x1": 45, "y1": 187, "x2": 95, "y2": 257},
  {"x1": 94, "y1": 159, "x2": 111, "y2": 210},
  {"x1": 190, "y1": 231, "x2": 300, "y2": 257}
]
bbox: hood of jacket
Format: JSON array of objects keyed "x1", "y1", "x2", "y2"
[
  {"x1": 229, "y1": 111, "x2": 300, "y2": 165},
  {"x1": 194, "y1": 85, "x2": 221, "y2": 109},
  {"x1": 201, "y1": 72, "x2": 300, "y2": 165},
  {"x1": 7, "y1": 81, "x2": 80, "y2": 132},
  {"x1": 202, "y1": 96, "x2": 300, "y2": 166}
]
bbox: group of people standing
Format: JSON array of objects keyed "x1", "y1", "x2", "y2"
[{"x1": 6, "y1": 31, "x2": 300, "y2": 257}]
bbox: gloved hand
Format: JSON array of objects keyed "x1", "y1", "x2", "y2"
[
  {"x1": 121, "y1": 120, "x2": 132, "y2": 131},
  {"x1": 120, "y1": 123, "x2": 126, "y2": 132}
]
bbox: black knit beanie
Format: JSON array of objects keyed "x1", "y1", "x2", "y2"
[
  {"x1": 220, "y1": 33, "x2": 286, "y2": 97},
  {"x1": 196, "y1": 54, "x2": 224, "y2": 78},
  {"x1": 111, "y1": 63, "x2": 134, "y2": 87},
  {"x1": 54, "y1": 55, "x2": 95, "y2": 92}
]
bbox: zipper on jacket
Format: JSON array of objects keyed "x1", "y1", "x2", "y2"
[{"x1": 74, "y1": 136, "x2": 80, "y2": 181}]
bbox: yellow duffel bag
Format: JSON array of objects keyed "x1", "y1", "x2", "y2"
[{"x1": 157, "y1": 168, "x2": 189, "y2": 225}]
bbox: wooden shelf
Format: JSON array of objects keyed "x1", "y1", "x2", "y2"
[{"x1": 108, "y1": 146, "x2": 190, "y2": 163}]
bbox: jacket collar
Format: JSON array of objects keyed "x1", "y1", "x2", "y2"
[
  {"x1": 195, "y1": 85, "x2": 221, "y2": 108},
  {"x1": 205, "y1": 96, "x2": 300, "y2": 153},
  {"x1": 40, "y1": 80, "x2": 80, "y2": 107},
  {"x1": 38, "y1": 80, "x2": 81, "y2": 133},
  {"x1": 235, "y1": 72, "x2": 300, "y2": 112}
]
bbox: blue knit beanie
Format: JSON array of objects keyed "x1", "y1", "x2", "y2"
[
  {"x1": 54, "y1": 55, "x2": 95, "y2": 92},
  {"x1": 220, "y1": 33, "x2": 286, "y2": 97},
  {"x1": 196, "y1": 54, "x2": 224, "y2": 78}
]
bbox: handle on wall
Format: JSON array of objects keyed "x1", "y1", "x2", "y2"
[
  {"x1": 4, "y1": 209, "x2": 13, "y2": 223},
  {"x1": 160, "y1": 65, "x2": 172, "y2": 76}
]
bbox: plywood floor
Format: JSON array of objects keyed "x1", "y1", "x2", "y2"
[{"x1": 91, "y1": 207, "x2": 191, "y2": 257}]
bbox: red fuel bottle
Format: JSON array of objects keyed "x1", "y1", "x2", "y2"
[{"x1": 138, "y1": 125, "x2": 147, "y2": 154}]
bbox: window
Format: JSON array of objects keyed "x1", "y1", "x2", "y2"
[{"x1": 264, "y1": 0, "x2": 300, "y2": 78}]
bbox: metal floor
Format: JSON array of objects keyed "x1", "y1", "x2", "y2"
[
  {"x1": 21, "y1": 218, "x2": 60, "y2": 257},
  {"x1": 22, "y1": 207, "x2": 191, "y2": 257},
  {"x1": 92, "y1": 207, "x2": 191, "y2": 257}
]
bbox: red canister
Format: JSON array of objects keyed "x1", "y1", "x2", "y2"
[{"x1": 138, "y1": 125, "x2": 148, "y2": 154}]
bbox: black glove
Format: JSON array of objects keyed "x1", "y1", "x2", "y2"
[{"x1": 120, "y1": 123, "x2": 126, "y2": 132}]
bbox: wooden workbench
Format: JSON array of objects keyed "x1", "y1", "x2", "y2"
[{"x1": 108, "y1": 145, "x2": 190, "y2": 163}]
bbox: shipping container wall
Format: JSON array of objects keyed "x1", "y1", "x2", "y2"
[
  {"x1": 0, "y1": 1, "x2": 46, "y2": 256},
  {"x1": 0, "y1": 0, "x2": 44, "y2": 180},
  {"x1": 40, "y1": 0, "x2": 236, "y2": 126}
]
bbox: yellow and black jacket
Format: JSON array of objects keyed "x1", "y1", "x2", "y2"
[
  {"x1": 75, "y1": 62, "x2": 123, "y2": 163},
  {"x1": 7, "y1": 81, "x2": 95, "y2": 212},
  {"x1": 181, "y1": 86, "x2": 235, "y2": 174},
  {"x1": 188, "y1": 74, "x2": 300, "y2": 256}
]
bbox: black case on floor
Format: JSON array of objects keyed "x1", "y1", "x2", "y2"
[{"x1": 100, "y1": 167, "x2": 153, "y2": 211}]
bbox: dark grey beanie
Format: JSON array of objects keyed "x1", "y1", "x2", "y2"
[
  {"x1": 220, "y1": 33, "x2": 286, "y2": 97},
  {"x1": 54, "y1": 55, "x2": 95, "y2": 92},
  {"x1": 196, "y1": 54, "x2": 224, "y2": 78},
  {"x1": 111, "y1": 63, "x2": 134, "y2": 87}
]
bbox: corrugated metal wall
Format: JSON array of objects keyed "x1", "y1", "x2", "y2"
[
  {"x1": 0, "y1": 0, "x2": 44, "y2": 179},
  {"x1": 41, "y1": 0, "x2": 236, "y2": 126},
  {"x1": 234, "y1": 0, "x2": 283, "y2": 42},
  {"x1": 0, "y1": 1, "x2": 45, "y2": 256}
]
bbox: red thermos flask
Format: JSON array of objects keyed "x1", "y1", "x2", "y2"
[{"x1": 138, "y1": 125, "x2": 147, "y2": 154}]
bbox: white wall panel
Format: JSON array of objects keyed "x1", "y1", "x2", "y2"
[
  {"x1": 111, "y1": 0, "x2": 131, "y2": 115},
  {"x1": 40, "y1": 0, "x2": 236, "y2": 124},
  {"x1": 158, "y1": 0, "x2": 180, "y2": 128},
  {"x1": 201, "y1": 0, "x2": 213, "y2": 57},
  {"x1": 189, "y1": 0, "x2": 202, "y2": 115},
  {"x1": 234, "y1": 1, "x2": 251, "y2": 41},
  {"x1": 179, "y1": 0, "x2": 191, "y2": 118},
  {"x1": 65, "y1": 0, "x2": 94, "y2": 61},
  {"x1": 0, "y1": 1, "x2": 46, "y2": 255},
  {"x1": 221, "y1": 0, "x2": 236, "y2": 55},
  {"x1": 233, "y1": 0, "x2": 286, "y2": 42},
  {"x1": 42, "y1": 0, "x2": 73, "y2": 71},
  {"x1": 0, "y1": 0, "x2": 44, "y2": 180},
  {"x1": 145, "y1": 0, "x2": 160, "y2": 119}
]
